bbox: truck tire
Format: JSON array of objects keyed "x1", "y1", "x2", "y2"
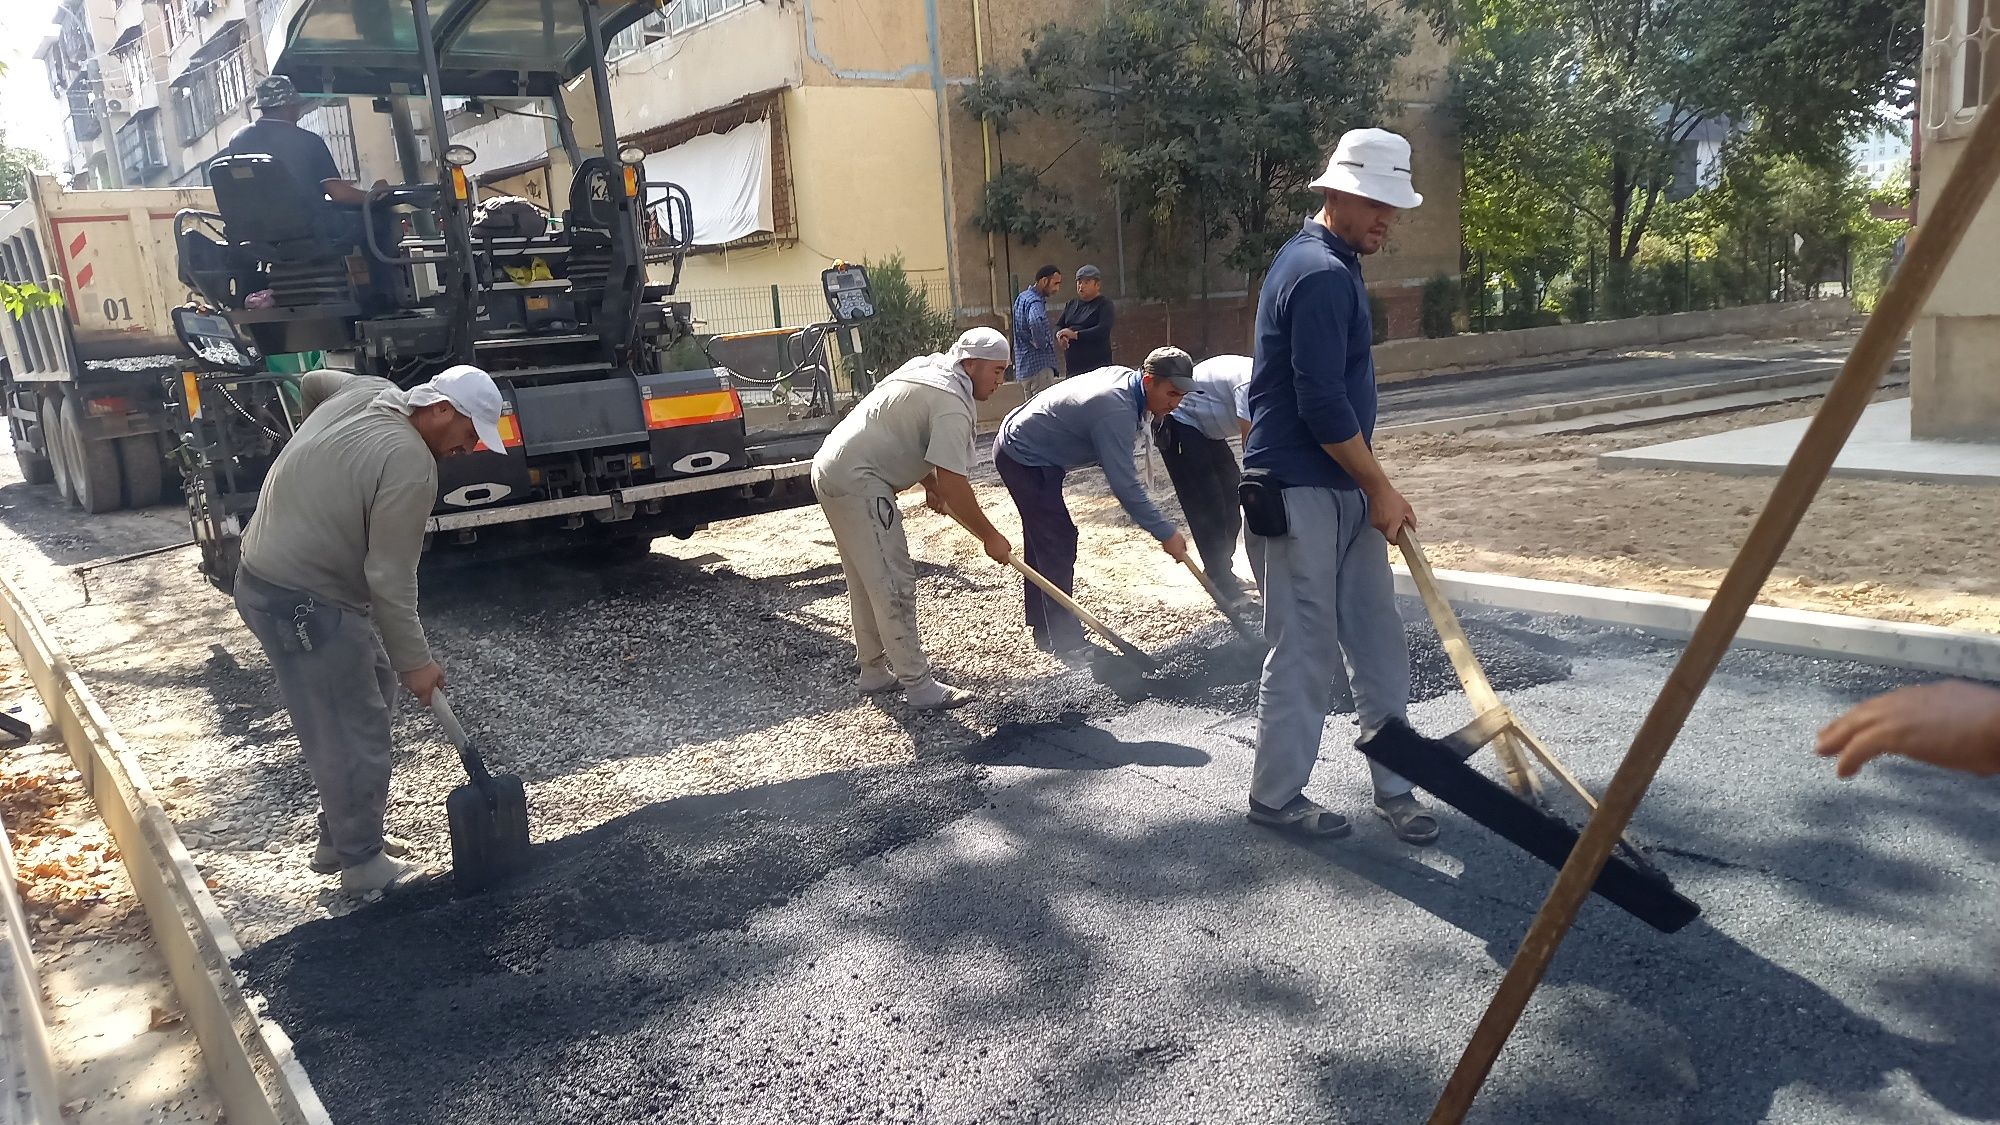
[
  {"x1": 41, "y1": 395, "x2": 75, "y2": 504},
  {"x1": 12, "y1": 443, "x2": 54, "y2": 486},
  {"x1": 59, "y1": 402, "x2": 125, "y2": 514},
  {"x1": 116, "y1": 433, "x2": 166, "y2": 509}
]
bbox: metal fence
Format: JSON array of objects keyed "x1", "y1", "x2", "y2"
[{"x1": 675, "y1": 276, "x2": 955, "y2": 336}]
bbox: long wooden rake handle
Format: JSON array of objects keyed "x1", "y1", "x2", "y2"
[
  {"x1": 1005, "y1": 555, "x2": 1156, "y2": 668},
  {"x1": 1430, "y1": 100, "x2": 2000, "y2": 1124},
  {"x1": 1397, "y1": 530, "x2": 1540, "y2": 799}
]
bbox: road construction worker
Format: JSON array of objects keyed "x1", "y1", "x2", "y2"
[
  {"x1": 811, "y1": 328, "x2": 1014, "y2": 710},
  {"x1": 993, "y1": 348, "x2": 1194, "y2": 661},
  {"x1": 1819, "y1": 681, "x2": 2000, "y2": 778},
  {"x1": 1154, "y1": 353, "x2": 1254, "y2": 607},
  {"x1": 231, "y1": 365, "x2": 506, "y2": 895},
  {"x1": 1242, "y1": 128, "x2": 1438, "y2": 846}
]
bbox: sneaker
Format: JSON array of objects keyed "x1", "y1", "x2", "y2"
[
  {"x1": 1372, "y1": 792, "x2": 1441, "y2": 846},
  {"x1": 855, "y1": 663, "x2": 899, "y2": 695},
  {"x1": 338, "y1": 852, "x2": 433, "y2": 896},
  {"x1": 905, "y1": 676, "x2": 977, "y2": 710},
  {"x1": 310, "y1": 834, "x2": 413, "y2": 875}
]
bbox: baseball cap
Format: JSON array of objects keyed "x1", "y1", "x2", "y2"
[
  {"x1": 408, "y1": 364, "x2": 507, "y2": 454},
  {"x1": 1141, "y1": 346, "x2": 1196, "y2": 391},
  {"x1": 253, "y1": 75, "x2": 304, "y2": 110},
  {"x1": 1308, "y1": 128, "x2": 1423, "y2": 210}
]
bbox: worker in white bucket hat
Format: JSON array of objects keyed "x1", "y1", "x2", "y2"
[
  {"x1": 1240, "y1": 127, "x2": 1440, "y2": 846},
  {"x1": 231, "y1": 364, "x2": 505, "y2": 897}
]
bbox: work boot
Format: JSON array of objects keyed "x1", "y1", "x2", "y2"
[
  {"x1": 338, "y1": 852, "x2": 433, "y2": 897},
  {"x1": 310, "y1": 834, "x2": 414, "y2": 876},
  {"x1": 905, "y1": 676, "x2": 976, "y2": 711},
  {"x1": 854, "y1": 661, "x2": 899, "y2": 695}
]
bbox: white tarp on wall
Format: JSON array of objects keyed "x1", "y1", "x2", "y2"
[{"x1": 642, "y1": 117, "x2": 773, "y2": 247}]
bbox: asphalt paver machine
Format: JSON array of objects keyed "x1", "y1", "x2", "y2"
[{"x1": 166, "y1": 0, "x2": 873, "y2": 589}]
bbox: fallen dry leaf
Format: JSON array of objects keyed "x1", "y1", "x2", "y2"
[{"x1": 148, "y1": 1005, "x2": 185, "y2": 1031}]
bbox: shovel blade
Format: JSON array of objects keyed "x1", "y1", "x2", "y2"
[
  {"x1": 1356, "y1": 718, "x2": 1700, "y2": 934},
  {"x1": 447, "y1": 772, "x2": 531, "y2": 894}
]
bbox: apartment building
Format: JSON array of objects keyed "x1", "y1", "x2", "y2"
[
  {"x1": 1912, "y1": 0, "x2": 1999, "y2": 440},
  {"x1": 451, "y1": 0, "x2": 1461, "y2": 349}
]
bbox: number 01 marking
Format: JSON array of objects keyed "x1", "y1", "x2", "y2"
[{"x1": 101, "y1": 297, "x2": 133, "y2": 322}]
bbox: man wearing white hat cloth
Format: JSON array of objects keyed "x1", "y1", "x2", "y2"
[
  {"x1": 1241, "y1": 128, "x2": 1438, "y2": 845},
  {"x1": 1154, "y1": 353, "x2": 1254, "y2": 606},
  {"x1": 994, "y1": 347, "x2": 1194, "y2": 658},
  {"x1": 232, "y1": 364, "x2": 506, "y2": 895},
  {"x1": 812, "y1": 329, "x2": 1014, "y2": 710}
]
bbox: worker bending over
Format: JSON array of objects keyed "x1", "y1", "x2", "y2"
[
  {"x1": 812, "y1": 328, "x2": 1014, "y2": 710},
  {"x1": 1155, "y1": 353, "x2": 1254, "y2": 607},
  {"x1": 994, "y1": 347, "x2": 1193, "y2": 660},
  {"x1": 1242, "y1": 129, "x2": 1437, "y2": 845},
  {"x1": 233, "y1": 365, "x2": 506, "y2": 895}
]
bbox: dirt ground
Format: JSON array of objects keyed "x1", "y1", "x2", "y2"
[{"x1": 1389, "y1": 388, "x2": 1999, "y2": 632}]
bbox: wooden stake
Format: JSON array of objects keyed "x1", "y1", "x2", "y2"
[{"x1": 1428, "y1": 101, "x2": 2000, "y2": 1124}]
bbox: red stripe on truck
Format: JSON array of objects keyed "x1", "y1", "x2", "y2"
[
  {"x1": 75, "y1": 264, "x2": 93, "y2": 289},
  {"x1": 68, "y1": 231, "x2": 86, "y2": 257}
]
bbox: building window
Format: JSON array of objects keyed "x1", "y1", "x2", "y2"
[
  {"x1": 117, "y1": 44, "x2": 146, "y2": 104},
  {"x1": 1927, "y1": 0, "x2": 1998, "y2": 127},
  {"x1": 162, "y1": 0, "x2": 195, "y2": 49},
  {"x1": 666, "y1": 0, "x2": 755, "y2": 36},
  {"x1": 214, "y1": 49, "x2": 250, "y2": 115},
  {"x1": 117, "y1": 113, "x2": 167, "y2": 181}
]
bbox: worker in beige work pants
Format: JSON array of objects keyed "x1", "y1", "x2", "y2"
[{"x1": 811, "y1": 328, "x2": 1015, "y2": 710}]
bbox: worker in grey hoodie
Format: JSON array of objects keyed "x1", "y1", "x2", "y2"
[
  {"x1": 812, "y1": 328, "x2": 1014, "y2": 709},
  {"x1": 993, "y1": 347, "x2": 1194, "y2": 658},
  {"x1": 232, "y1": 364, "x2": 505, "y2": 896}
]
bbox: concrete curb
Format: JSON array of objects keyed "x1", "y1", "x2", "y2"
[
  {"x1": 1380, "y1": 360, "x2": 1908, "y2": 437},
  {"x1": 0, "y1": 744, "x2": 62, "y2": 1125},
  {"x1": 0, "y1": 574, "x2": 331, "y2": 1125},
  {"x1": 1394, "y1": 565, "x2": 2000, "y2": 680}
]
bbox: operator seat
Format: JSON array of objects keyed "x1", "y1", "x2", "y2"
[
  {"x1": 208, "y1": 154, "x2": 369, "y2": 314},
  {"x1": 563, "y1": 157, "x2": 617, "y2": 304}
]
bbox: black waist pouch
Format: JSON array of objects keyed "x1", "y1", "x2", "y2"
[{"x1": 1240, "y1": 469, "x2": 1289, "y2": 538}]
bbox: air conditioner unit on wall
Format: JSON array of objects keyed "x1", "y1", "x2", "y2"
[{"x1": 105, "y1": 98, "x2": 124, "y2": 114}]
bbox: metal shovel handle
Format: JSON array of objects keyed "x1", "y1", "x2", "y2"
[{"x1": 429, "y1": 689, "x2": 495, "y2": 791}]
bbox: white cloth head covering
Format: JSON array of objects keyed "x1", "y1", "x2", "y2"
[
  {"x1": 1308, "y1": 128, "x2": 1423, "y2": 209},
  {"x1": 882, "y1": 327, "x2": 1012, "y2": 405},
  {"x1": 397, "y1": 364, "x2": 507, "y2": 453}
]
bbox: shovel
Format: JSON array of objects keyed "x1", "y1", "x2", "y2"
[
  {"x1": 430, "y1": 690, "x2": 531, "y2": 894},
  {"x1": 1178, "y1": 556, "x2": 1262, "y2": 645}
]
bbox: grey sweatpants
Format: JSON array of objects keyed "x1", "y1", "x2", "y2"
[
  {"x1": 817, "y1": 486, "x2": 932, "y2": 687},
  {"x1": 234, "y1": 573, "x2": 398, "y2": 868},
  {"x1": 1250, "y1": 486, "x2": 1413, "y2": 808}
]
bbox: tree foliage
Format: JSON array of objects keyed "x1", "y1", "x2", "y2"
[
  {"x1": 963, "y1": 0, "x2": 1411, "y2": 295},
  {"x1": 0, "y1": 110, "x2": 61, "y2": 321},
  {"x1": 857, "y1": 255, "x2": 955, "y2": 370},
  {"x1": 1422, "y1": 0, "x2": 1921, "y2": 312}
]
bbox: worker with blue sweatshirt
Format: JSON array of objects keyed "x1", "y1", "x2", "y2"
[{"x1": 993, "y1": 348, "x2": 1195, "y2": 659}]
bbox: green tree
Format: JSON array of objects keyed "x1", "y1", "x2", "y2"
[
  {"x1": 964, "y1": 0, "x2": 1411, "y2": 301},
  {"x1": 857, "y1": 255, "x2": 955, "y2": 371},
  {"x1": 1421, "y1": 0, "x2": 1922, "y2": 313},
  {"x1": 0, "y1": 112, "x2": 61, "y2": 320}
]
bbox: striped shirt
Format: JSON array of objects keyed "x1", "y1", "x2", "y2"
[
  {"x1": 1010, "y1": 286, "x2": 1059, "y2": 377},
  {"x1": 1170, "y1": 354, "x2": 1253, "y2": 441}
]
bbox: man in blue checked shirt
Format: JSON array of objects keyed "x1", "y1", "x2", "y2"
[
  {"x1": 1011, "y1": 265, "x2": 1063, "y2": 396},
  {"x1": 994, "y1": 347, "x2": 1194, "y2": 660},
  {"x1": 1154, "y1": 353, "x2": 1254, "y2": 606}
]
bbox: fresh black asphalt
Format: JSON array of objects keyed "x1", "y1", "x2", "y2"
[{"x1": 236, "y1": 604, "x2": 1999, "y2": 1124}]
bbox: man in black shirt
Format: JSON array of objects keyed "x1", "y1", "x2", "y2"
[
  {"x1": 220, "y1": 76, "x2": 393, "y2": 304},
  {"x1": 222, "y1": 76, "x2": 385, "y2": 209},
  {"x1": 1056, "y1": 263, "x2": 1116, "y2": 375}
]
